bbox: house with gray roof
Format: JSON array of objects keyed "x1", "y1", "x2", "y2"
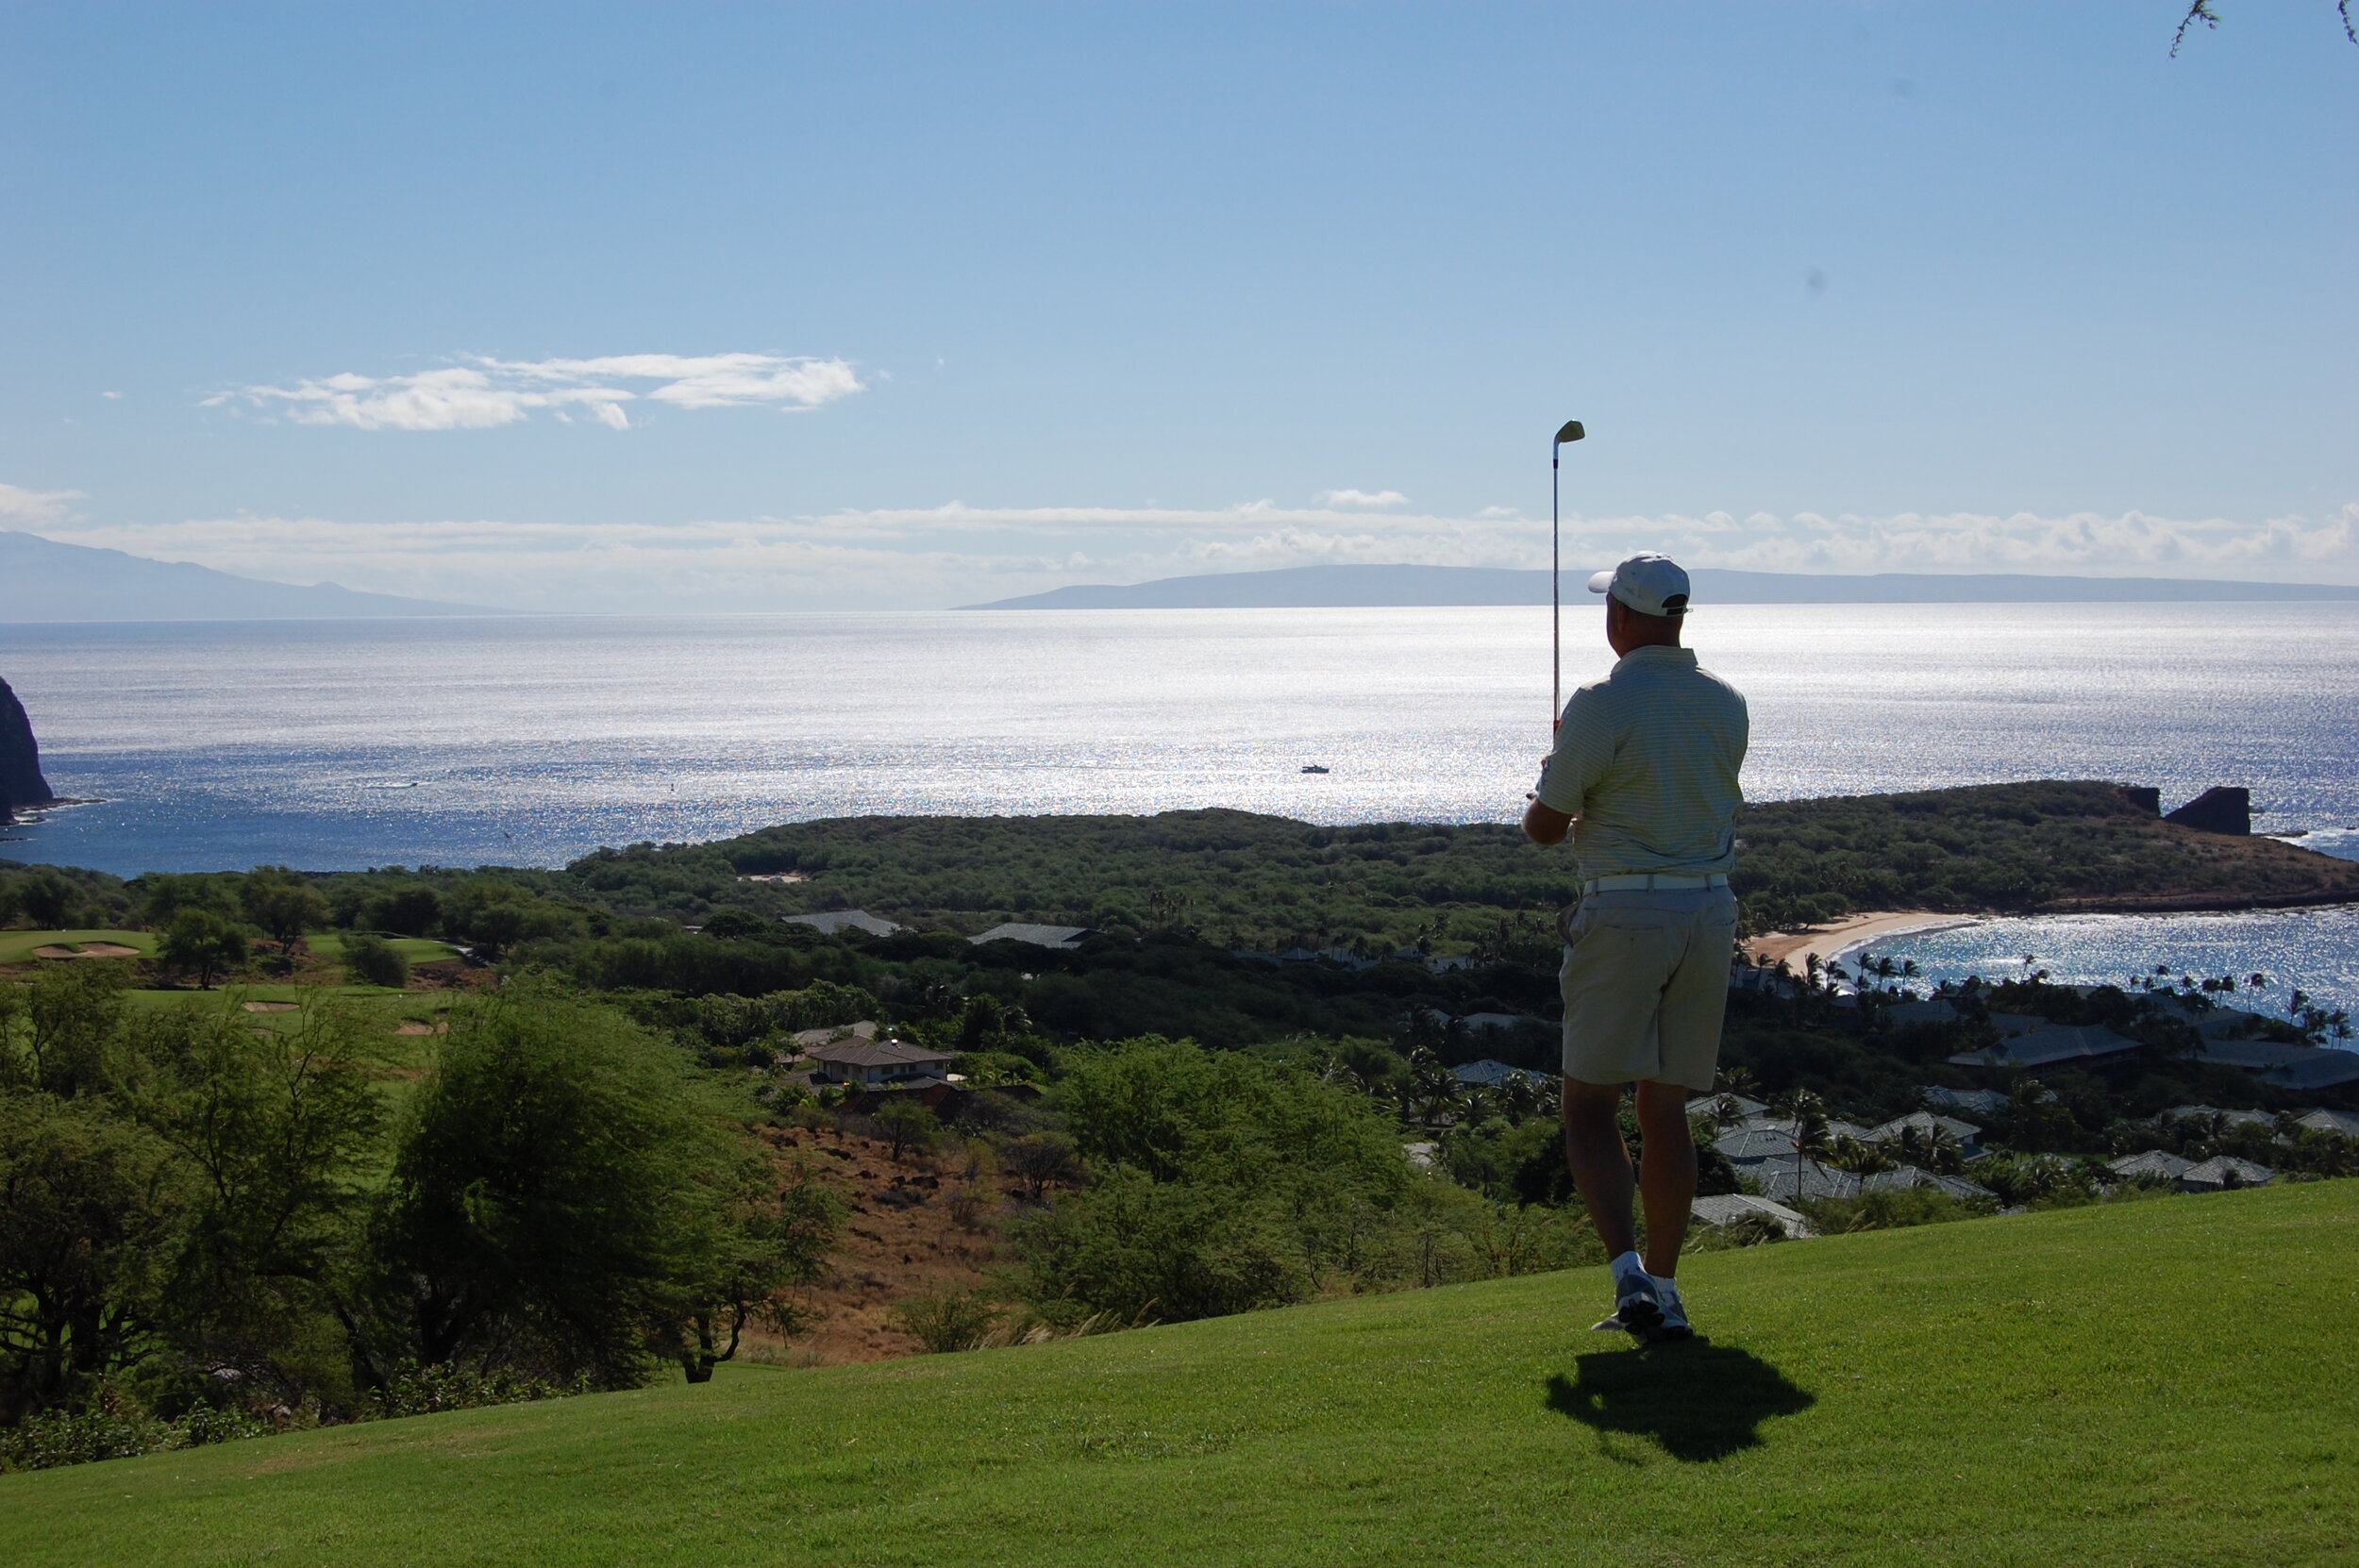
[
  {"x1": 1706, "y1": 1093, "x2": 1770, "y2": 1120},
  {"x1": 1882, "y1": 1000, "x2": 2046, "y2": 1036},
  {"x1": 782, "y1": 909, "x2": 904, "y2": 938},
  {"x1": 2163, "y1": 1105, "x2": 2275, "y2": 1132},
  {"x1": 1451, "y1": 1059, "x2": 1548, "y2": 1089},
  {"x1": 2296, "y1": 1108, "x2": 2359, "y2": 1140},
  {"x1": 804, "y1": 1037, "x2": 958, "y2": 1086},
  {"x1": 2177, "y1": 1155, "x2": 2275, "y2": 1193},
  {"x1": 792, "y1": 1020, "x2": 878, "y2": 1049},
  {"x1": 1948, "y1": 1024, "x2": 2140, "y2": 1070},
  {"x1": 1865, "y1": 1111, "x2": 1983, "y2": 1157},
  {"x1": 970, "y1": 923, "x2": 1096, "y2": 950},
  {"x1": 1692, "y1": 1193, "x2": 1814, "y2": 1239},
  {"x1": 1922, "y1": 1086, "x2": 2010, "y2": 1118},
  {"x1": 1714, "y1": 1126, "x2": 1802, "y2": 1163},
  {"x1": 2197, "y1": 1038, "x2": 2318, "y2": 1072},
  {"x1": 1859, "y1": 1166, "x2": 1994, "y2": 1201},
  {"x1": 2261, "y1": 1051, "x2": 2359, "y2": 1092},
  {"x1": 1749, "y1": 1159, "x2": 1861, "y2": 1202},
  {"x1": 2108, "y1": 1149, "x2": 2195, "y2": 1183}
]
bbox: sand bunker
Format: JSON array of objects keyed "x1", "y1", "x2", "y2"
[
  {"x1": 393, "y1": 1021, "x2": 449, "y2": 1036},
  {"x1": 241, "y1": 1000, "x2": 300, "y2": 1013},
  {"x1": 31, "y1": 942, "x2": 142, "y2": 959}
]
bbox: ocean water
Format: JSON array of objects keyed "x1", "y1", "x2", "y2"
[
  {"x1": 4, "y1": 604, "x2": 2356, "y2": 1013},
  {"x1": 1845, "y1": 907, "x2": 2359, "y2": 1033}
]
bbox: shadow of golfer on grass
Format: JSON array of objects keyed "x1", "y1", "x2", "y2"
[{"x1": 1546, "y1": 1342, "x2": 1814, "y2": 1461}]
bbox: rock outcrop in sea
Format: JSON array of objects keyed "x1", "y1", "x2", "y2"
[
  {"x1": 2165, "y1": 786, "x2": 2251, "y2": 836},
  {"x1": 0, "y1": 676, "x2": 56, "y2": 818}
]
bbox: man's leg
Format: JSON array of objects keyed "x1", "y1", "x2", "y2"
[
  {"x1": 1560, "y1": 1076, "x2": 1637, "y2": 1259},
  {"x1": 1632, "y1": 1080, "x2": 1696, "y2": 1278}
]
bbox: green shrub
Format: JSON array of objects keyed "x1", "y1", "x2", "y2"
[
  {"x1": 366, "y1": 1361, "x2": 577, "y2": 1421},
  {"x1": 342, "y1": 933, "x2": 410, "y2": 989},
  {"x1": 892, "y1": 1288, "x2": 1004, "y2": 1353},
  {"x1": 1797, "y1": 1186, "x2": 1996, "y2": 1234},
  {"x1": 0, "y1": 1398, "x2": 271, "y2": 1474}
]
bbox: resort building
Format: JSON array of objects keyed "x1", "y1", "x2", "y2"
[
  {"x1": 781, "y1": 909, "x2": 904, "y2": 937},
  {"x1": 970, "y1": 923, "x2": 1095, "y2": 950}
]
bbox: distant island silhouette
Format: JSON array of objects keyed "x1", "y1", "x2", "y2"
[
  {"x1": 962, "y1": 563, "x2": 2359, "y2": 609},
  {"x1": 0, "y1": 530, "x2": 501, "y2": 622}
]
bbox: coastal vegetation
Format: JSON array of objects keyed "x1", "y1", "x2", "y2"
[{"x1": 8, "y1": 781, "x2": 2355, "y2": 959}]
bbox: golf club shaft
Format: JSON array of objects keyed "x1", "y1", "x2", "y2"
[{"x1": 1551, "y1": 444, "x2": 1560, "y2": 726}]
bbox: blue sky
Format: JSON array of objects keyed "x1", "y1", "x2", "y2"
[{"x1": 2, "y1": 2, "x2": 2353, "y2": 609}]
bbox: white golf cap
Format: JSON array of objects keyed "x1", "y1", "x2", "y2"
[{"x1": 1586, "y1": 552, "x2": 1691, "y2": 618}]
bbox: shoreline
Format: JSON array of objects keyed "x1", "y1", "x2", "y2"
[
  {"x1": 1745, "y1": 893, "x2": 2359, "y2": 973},
  {"x1": 1744, "y1": 911, "x2": 1974, "y2": 968}
]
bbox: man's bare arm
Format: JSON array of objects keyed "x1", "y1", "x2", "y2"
[{"x1": 1523, "y1": 796, "x2": 1571, "y2": 846}]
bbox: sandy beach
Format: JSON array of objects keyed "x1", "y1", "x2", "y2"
[{"x1": 1744, "y1": 910, "x2": 1978, "y2": 968}]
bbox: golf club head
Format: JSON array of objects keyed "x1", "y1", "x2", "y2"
[{"x1": 1554, "y1": 420, "x2": 1585, "y2": 444}]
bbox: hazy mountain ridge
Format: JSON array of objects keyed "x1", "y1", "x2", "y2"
[
  {"x1": 0, "y1": 531, "x2": 500, "y2": 622},
  {"x1": 962, "y1": 563, "x2": 2359, "y2": 609}
]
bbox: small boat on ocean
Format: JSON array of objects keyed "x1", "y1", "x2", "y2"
[{"x1": 1300, "y1": 764, "x2": 1330, "y2": 775}]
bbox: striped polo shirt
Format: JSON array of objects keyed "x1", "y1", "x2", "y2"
[{"x1": 1534, "y1": 644, "x2": 1749, "y2": 881}]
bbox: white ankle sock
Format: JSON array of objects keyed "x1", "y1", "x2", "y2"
[
  {"x1": 1648, "y1": 1272, "x2": 1681, "y2": 1298},
  {"x1": 1610, "y1": 1250, "x2": 1647, "y2": 1286}
]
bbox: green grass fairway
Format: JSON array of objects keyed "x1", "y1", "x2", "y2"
[
  {"x1": 0, "y1": 928, "x2": 154, "y2": 963},
  {"x1": 5, "y1": 1186, "x2": 2353, "y2": 1567},
  {"x1": 304, "y1": 931, "x2": 460, "y2": 964}
]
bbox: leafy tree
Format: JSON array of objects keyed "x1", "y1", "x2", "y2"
[
  {"x1": 136, "y1": 1001, "x2": 382, "y2": 1412},
  {"x1": 659, "y1": 1164, "x2": 839, "y2": 1383},
  {"x1": 696, "y1": 908, "x2": 771, "y2": 941},
  {"x1": 0, "y1": 964, "x2": 128, "y2": 1098},
  {"x1": 361, "y1": 985, "x2": 741, "y2": 1389},
  {"x1": 1001, "y1": 1130, "x2": 1079, "y2": 1200},
  {"x1": 872, "y1": 1097, "x2": 937, "y2": 1164},
  {"x1": 1018, "y1": 1041, "x2": 1417, "y2": 1323},
  {"x1": 239, "y1": 868, "x2": 330, "y2": 951},
  {"x1": 340, "y1": 934, "x2": 410, "y2": 991},
  {"x1": 10, "y1": 873, "x2": 78, "y2": 930},
  {"x1": 438, "y1": 878, "x2": 585, "y2": 961},
  {"x1": 159, "y1": 909, "x2": 248, "y2": 990},
  {"x1": 135, "y1": 874, "x2": 242, "y2": 930},
  {"x1": 360, "y1": 884, "x2": 442, "y2": 939},
  {"x1": 0, "y1": 1093, "x2": 185, "y2": 1423}
]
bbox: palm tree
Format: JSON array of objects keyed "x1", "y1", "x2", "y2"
[
  {"x1": 1828, "y1": 1134, "x2": 1897, "y2": 1176},
  {"x1": 1769, "y1": 1088, "x2": 1832, "y2": 1194},
  {"x1": 1895, "y1": 1122, "x2": 1964, "y2": 1175},
  {"x1": 1405, "y1": 1046, "x2": 1461, "y2": 1130}
]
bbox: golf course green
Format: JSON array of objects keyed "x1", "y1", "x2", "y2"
[{"x1": 4, "y1": 1183, "x2": 2351, "y2": 1567}]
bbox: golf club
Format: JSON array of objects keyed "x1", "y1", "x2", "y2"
[{"x1": 1551, "y1": 419, "x2": 1585, "y2": 723}]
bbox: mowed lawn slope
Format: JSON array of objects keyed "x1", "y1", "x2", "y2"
[{"x1": 7, "y1": 1186, "x2": 2354, "y2": 1568}]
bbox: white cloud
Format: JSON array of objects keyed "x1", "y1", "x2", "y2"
[
  {"x1": 0, "y1": 483, "x2": 86, "y2": 527},
  {"x1": 29, "y1": 500, "x2": 2358, "y2": 613},
  {"x1": 99, "y1": 391, "x2": 123, "y2": 401},
  {"x1": 1316, "y1": 488, "x2": 1409, "y2": 508},
  {"x1": 207, "y1": 353, "x2": 865, "y2": 431}
]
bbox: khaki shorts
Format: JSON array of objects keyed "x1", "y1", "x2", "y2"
[{"x1": 1559, "y1": 887, "x2": 1740, "y2": 1092}]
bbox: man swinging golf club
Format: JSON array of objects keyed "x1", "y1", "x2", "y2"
[{"x1": 1522, "y1": 551, "x2": 1748, "y2": 1343}]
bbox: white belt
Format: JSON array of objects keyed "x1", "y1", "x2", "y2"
[{"x1": 1579, "y1": 873, "x2": 1729, "y2": 895}]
